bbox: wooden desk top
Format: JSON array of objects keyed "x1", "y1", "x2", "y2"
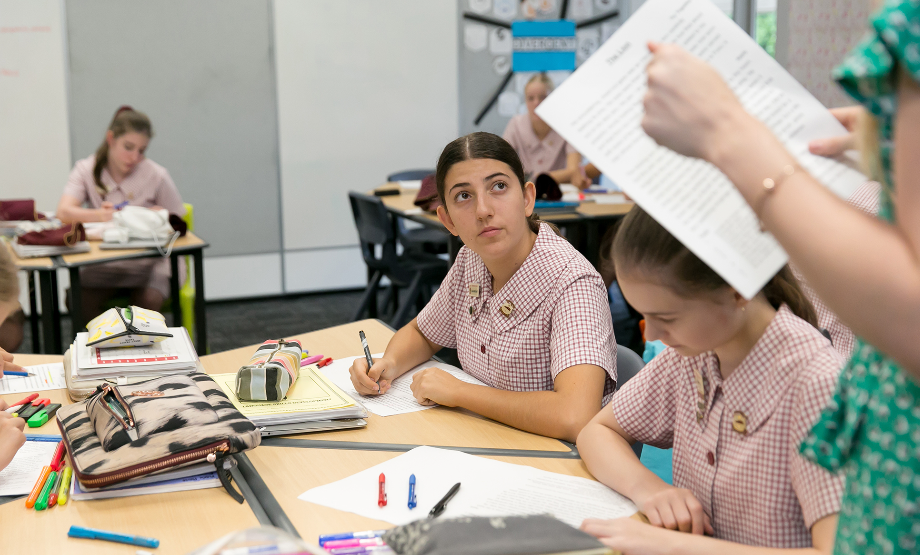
[
  {"x1": 248, "y1": 446, "x2": 598, "y2": 544},
  {"x1": 0, "y1": 354, "x2": 259, "y2": 554},
  {"x1": 200, "y1": 319, "x2": 569, "y2": 453},
  {"x1": 60, "y1": 231, "x2": 207, "y2": 266}
]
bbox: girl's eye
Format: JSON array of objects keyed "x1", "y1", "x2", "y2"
[
  {"x1": 455, "y1": 191, "x2": 471, "y2": 202},
  {"x1": 493, "y1": 181, "x2": 507, "y2": 191}
]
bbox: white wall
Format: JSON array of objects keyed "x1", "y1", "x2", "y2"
[
  {"x1": 0, "y1": 0, "x2": 71, "y2": 209},
  {"x1": 273, "y1": 0, "x2": 459, "y2": 293}
]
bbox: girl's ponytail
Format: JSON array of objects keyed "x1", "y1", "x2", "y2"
[
  {"x1": 761, "y1": 266, "x2": 818, "y2": 327},
  {"x1": 91, "y1": 105, "x2": 153, "y2": 198}
]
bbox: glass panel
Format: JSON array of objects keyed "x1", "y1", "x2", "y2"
[{"x1": 756, "y1": 0, "x2": 777, "y2": 57}]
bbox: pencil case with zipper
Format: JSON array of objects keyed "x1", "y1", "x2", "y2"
[
  {"x1": 235, "y1": 339, "x2": 302, "y2": 401},
  {"x1": 55, "y1": 373, "x2": 261, "y2": 502}
]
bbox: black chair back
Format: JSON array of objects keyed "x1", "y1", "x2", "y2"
[
  {"x1": 349, "y1": 192, "x2": 397, "y2": 272},
  {"x1": 387, "y1": 169, "x2": 435, "y2": 182}
]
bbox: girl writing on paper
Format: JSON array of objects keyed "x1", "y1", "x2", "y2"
[
  {"x1": 56, "y1": 106, "x2": 186, "y2": 322},
  {"x1": 349, "y1": 132, "x2": 617, "y2": 442},
  {"x1": 577, "y1": 207, "x2": 843, "y2": 553},
  {"x1": 623, "y1": 1, "x2": 920, "y2": 550},
  {"x1": 503, "y1": 73, "x2": 583, "y2": 185},
  {"x1": 0, "y1": 246, "x2": 27, "y2": 472}
]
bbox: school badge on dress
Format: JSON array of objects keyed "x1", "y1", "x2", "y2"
[
  {"x1": 469, "y1": 283, "x2": 480, "y2": 298},
  {"x1": 731, "y1": 411, "x2": 748, "y2": 435},
  {"x1": 499, "y1": 300, "x2": 514, "y2": 317}
]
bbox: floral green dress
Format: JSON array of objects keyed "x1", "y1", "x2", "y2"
[{"x1": 799, "y1": 2, "x2": 920, "y2": 554}]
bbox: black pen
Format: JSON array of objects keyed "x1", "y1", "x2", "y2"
[
  {"x1": 359, "y1": 330, "x2": 378, "y2": 391},
  {"x1": 428, "y1": 482, "x2": 461, "y2": 518}
]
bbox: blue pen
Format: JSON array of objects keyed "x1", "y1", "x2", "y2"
[
  {"x1": 25, "y1": 435, "x2": 63, "y2": 442},
  {"x1": 68, "y1": 525, "x2": 159, "y2": 548},
  {"x1": 1, "y1": 370, "x2": 32, "y2": 377},
  {"x1": 319, "y1": 530, "x2": 387, "y2": 547},
  {"x1": 408, "y1": 474, "x2": 417, "y2": 509},
  {"x1": 114, "y1": 200, "x2": 130, "y2": 210}
]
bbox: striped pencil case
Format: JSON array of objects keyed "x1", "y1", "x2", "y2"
[{"x1": 235, "y1": 339, "x2": 302, "y2": 401}]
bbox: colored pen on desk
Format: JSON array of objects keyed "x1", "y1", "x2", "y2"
[
  {"x1": 324, "y1": 538, "x2": 386, "y2": 550},
  {"x1": 114, "y1": 201, "x2": 130, "y2": 210},
  {"x1": 1, "y1": 370, "x2": 33, "y2": 377},
  {"x1": 28, "y1": 404, "x2": 61, "y2": 428},
  {"x1": 378, "y1": 473, "x2": 387, "y2": 507},
  {"x1": 319, "y1": 530, "x2": 387, "y2": 546},
  {"x1": 428, "y1": 482, "x2": 461, "y2": 518},
  {"x1": 302, "y1": 354, "x2": 323, "y2": 367},
  {"x1": 34, "y1": 469, "x2": 57, "y2": 510},
  {"x1": 49, "y1": 441, "x2": 66, "y2": 471},
  {"x1": 4, "y1": 393, "x2": 38, "y2": 412},
  {"x1": 26, "y1": 465, "x2": 52, "y2": 508},
  {"x1": 47, "y1": 466, "x2": 65, "y2": 506},
  {"x1": 68, "y1": 525, "x2": 160, "y2": 549},
  {"x1": 57, "y1": 465, "x2": 72, "y2": 505},
  {"x1": 408, "y1": 474, "x2": 417, "y2": 509},
  {"x1": 317, "y1": 357, "x2": 333, "y2": 368},
  {"x1": 328, "y1": 546, "x2": 394, "y2": 555}
]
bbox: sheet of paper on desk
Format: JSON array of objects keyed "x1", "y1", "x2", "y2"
[
  {"x1": 535, "y1": 0, "x2": 867, "y2": 300},
  {"x1": 0, "y1": 363, "x2": 66, "y2": 394},
  {"x1": 0, "y1": 438, "x2": 59, "y2": 496},
  {"x1": 299, "y1": 446, "x2": 636, "y2": 528},
  {"x1": 398, "y1": 180, "x2": 423, "y2": 190},
  {"x1": 320, "y1": 355, "x2": 487, "y2": 417}
]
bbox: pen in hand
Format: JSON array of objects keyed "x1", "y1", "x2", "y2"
[{"x1": 359, "y1": 330, "x2": 379, "y2": 392}]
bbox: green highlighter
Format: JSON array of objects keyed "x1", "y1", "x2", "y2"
[
  {"x1": 34, "y1": 470, "x2": 57, "y2": 510},
  {"x1": 27, "y1": 404, "x2": 61, "y2": 428}
]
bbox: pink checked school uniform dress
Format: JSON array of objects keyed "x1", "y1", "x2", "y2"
[
  {"x1": 502, "y1": 114, "x2": 577, "y2": 179},
  {"x1": 416, "y1": 223, "x2": 617, "y2": 403},
  {"x1": 63, "y1": 155, "x2": 185, "y2": 297},
  {"x1": 609, "y1": 305, "x2": 844, "y2": 547}
]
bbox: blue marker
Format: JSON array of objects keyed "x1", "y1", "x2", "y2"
[
  {"x1": 319, "y1": 530, "x2": 387, "y2": 547},
  {"x1": 68, "y1": 525, "x2": 159, "y2": 548},
  {"x1": 114, "y1": 200, "x2": 130, "y2": 210},
  {"x1": 408, "y1": 474, "x2": 417, "y2": 509}
]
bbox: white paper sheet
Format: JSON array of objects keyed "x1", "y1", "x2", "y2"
[
  {"x1": 320, "y1": 355, "x2": 487, "y2": 417},
  {"x1": 0, "y1": 363, "x2": 66, "y2": 394},
  {"x1": 0, "y1": 439, "x2": 59, "y2": 496},
  {"x1": 536, "y1": 0, "x2": 867, "y2": 299},
  {"x1": 299, "y1": 446, "x2": 636, "y2": 528}
]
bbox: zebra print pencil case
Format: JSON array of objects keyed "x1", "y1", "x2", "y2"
[
  {"x1": 235, "y1": 339, "x2": 302, "y2": 401},
  {"x1": 56, "y1": 373, "x2": 261, "y2": 499}
]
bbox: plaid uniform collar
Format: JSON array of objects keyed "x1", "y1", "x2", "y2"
[
  {"x1": 696, "y1": 305, "x2": 797, "y2": 434},
  {"x1": 466, "y1": 223, "x2": 576, "y2": 332}
]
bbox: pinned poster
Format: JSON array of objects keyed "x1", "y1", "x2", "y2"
[
  {"x1": 512, "y1": 20, "x2": 577, "y2": 72},
  {"x1": 464, "y1": 23, "x2": 488, "y2": 52},
  {"x1": 489, "y1": 27, "x2": 512, "y2": 55},
  {"x1": 498, "y1": 91, "x2": 521, "y2": 116},
  {"x1": 493, "y1": 0, "x2": 517, "y2": 20},
  {"x1": 469, "y1": 0, "x2": 492, "y2": 14}
]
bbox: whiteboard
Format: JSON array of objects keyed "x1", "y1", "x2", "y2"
[
  {"x1": 0, "y1": 0, "x2": 71, "y2": 211},
  {"x1": 273, "y1": 0, "x2": 460, "y2": 252}
]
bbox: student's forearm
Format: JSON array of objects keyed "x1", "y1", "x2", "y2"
[
  {"x1": 382, "y1": 319, "x2": 441, "y2": 378},
  {"x1": 57, "y1": 204, "x2": 105, "y2": 223},
  {"x1": 450, "y1": 383, "x2": 597, "y2": 442},
  {"x1": 652, "y1": 532, "x2": 825, "y2": 555},
  {"x1": 578, "y1": 419, "x2": 665, "y2": 503},
  {"x1": 549, "y1": 167, "x2": 574, "y2": 184}
]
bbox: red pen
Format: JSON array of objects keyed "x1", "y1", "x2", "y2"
[
  {"x1": 378, "y1": 473, "x2": 387, "y2": 507},
  {"x1": 318, "y1": 357, "x2": 333, "y2": 368},
  {"x1": 49, "y1": 441, "x2": 66, "y2": 472},
  {"x1": 4, "y1": 393, "x2": 38, "y2": 413}
]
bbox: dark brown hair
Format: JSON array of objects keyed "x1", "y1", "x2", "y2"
[
  {"x1": 93, "y1": 106, "x2": 153, "y2": 197},
  {"x1": 435, "y1": 132, "x2": 543, "y2": 234},
  {"x1": 612, "y1": 206, "x2": 818, "y2": 326}
]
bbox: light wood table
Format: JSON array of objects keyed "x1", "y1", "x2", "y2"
[
  {"x1": 200, "y1": 319, "x2": 572, "y2": 454},
  {"x1": 248, "y1": 446, "x2": 601, "y2": 544},
  {"x1": 373, "y1": 184, "x2": 633, "y2": 265},
  {"x1": 0, "y1": 353, "x2": 261, "y2": 554}
]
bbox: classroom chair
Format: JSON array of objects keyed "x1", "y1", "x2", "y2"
[
  {"x1": 349, "y1": 192, "x2": 449, "y2": 328},
  {"x1": 386, "y1": 169, "x2": 450, "y2": 254},
  {"x1": 615, "y1": 344, "x2": 646, "y2": 458}
]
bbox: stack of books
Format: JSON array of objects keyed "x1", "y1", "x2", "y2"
[
  {"x1": 70, "y1": 327, "x2": 201, "y2": 385},
  {"x1": 211, "y1": 364, "x2": 368, "y2": 437},
  {"x1": 10, "y1": 240, "x2": 91, "y2": 258},
  {"x1": 71, "y1": 462, "x2": 220, "y2": 501}
]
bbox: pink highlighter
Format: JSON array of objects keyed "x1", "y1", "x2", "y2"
[
  {"x1": 301, "y1": 355, "x2": 324, "y2": 367},
  {"x1": 323, "y1": 538, "x2": 386, "y2": 550}
]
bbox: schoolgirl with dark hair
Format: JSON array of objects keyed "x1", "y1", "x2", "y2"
[
  {"x1": 577, "y1": 206, "x2": 843, "y2": 553},
  {"x1": 348, "y1": 132, "x2": 617, "y2": 442}
]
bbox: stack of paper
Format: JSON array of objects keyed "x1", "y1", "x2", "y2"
[
  {"x1": 71, "y1": 462, "x2": 220, "y2": 500},
  {"x1": 211, "y1": 364, "x2": 368, "y2": 436},
  {"x1": 72, "y1": 327, "x2": 199, "y2": 381},
  {"x1": 11, "y1": 240, "x2": 91, "y2": 258}
]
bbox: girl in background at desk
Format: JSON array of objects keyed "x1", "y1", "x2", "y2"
[
  {"x1": 577, "y1": 207, "x2": 842, "y2": 554},
  {"x1": 56, "y1": 106, "x2": 185, "y2": 323},
  {"x1": 503, "y1": 73, "x2": 581, "y2": 185},
  {"x1": 349, "y1": 132, "x2": 617, "y2": 442},
  {"x1": 0, "y1": 245, "x2": 27, "y2": 472}
]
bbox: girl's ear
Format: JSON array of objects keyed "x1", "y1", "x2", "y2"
[
  {"x1": 436, "y1": 205, "x2": 459, "y2": 237},
  {"x1": 523, "y1": 181, "x2": 536, "y2": 217},
  {"x1": 105, "y1": 130, "x2": 115, "y2": 149},
  {"x1": 732, "y1": 290, "x2": 749, "y2": 311}
]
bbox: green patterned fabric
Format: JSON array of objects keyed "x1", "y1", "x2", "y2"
[{"x1": 800, "y1": 2, "x2": 920, "y2": 553}]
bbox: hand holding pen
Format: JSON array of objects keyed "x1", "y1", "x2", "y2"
[
  {"x1": 0, "y1": 347, "x2": 25, "y2": 378},
  {"x1": 349, "y1": 331, "x2": 396, "y2": 396}
]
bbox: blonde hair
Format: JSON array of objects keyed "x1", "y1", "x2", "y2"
[
  {"x1": 525, "y1": 73, "x2": 555, "y2": 94},
  {"x1": 0, "y1": 245, "x2": 19, "y2": 304},
  {"x1": 93, "y1": 106, "x2": 153, "y2": 197}
]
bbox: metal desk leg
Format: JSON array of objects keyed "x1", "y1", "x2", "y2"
[
  {"x1": 69, "y1": 267, "x2": 84, "y2": 343},
  {"x1": 169, "y1": 253, "x2": 182, "y2": 328},
  {"x1": 28, "y1": 272, "x2": 40, "y2": 354},
  {"x1": 38, "y1": 271, "x2": 62, "y2": 354},
  {"x1": 193, "y1": 248, "x2": 207, "y2": 354}
]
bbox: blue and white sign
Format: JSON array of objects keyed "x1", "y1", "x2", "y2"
[{"x1": 511, "y1": 20, "x2": 576, "y2": 71}]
